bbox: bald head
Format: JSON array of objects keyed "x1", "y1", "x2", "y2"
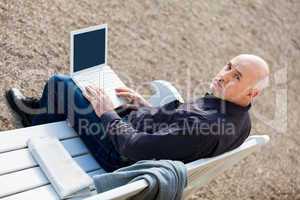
[
  {"x1": 231, "y1": 54, "x2": 270, "y2": 90},
  {"x1": 210, "y1": 54, "x2": 270, "y2": 106}
]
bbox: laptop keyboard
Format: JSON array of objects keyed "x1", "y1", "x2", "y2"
[
  {"x1": 74, "y1": 67, "x2": 126, "y2": 91},
  {"x1": 73, "y1": 66, "x2": 128, "y2": 108}
]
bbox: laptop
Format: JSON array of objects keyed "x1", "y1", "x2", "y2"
[{"x1": 70, "y1": 24, "x2": 127, "y2": 108}]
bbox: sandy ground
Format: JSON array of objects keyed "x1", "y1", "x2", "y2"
[{"x1": 1, "y1": 0, "x2": 300, "y2": 199}]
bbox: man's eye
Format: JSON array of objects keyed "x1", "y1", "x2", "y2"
[
  {"x1": 235, "y1": 74, "x2": 241, "y2": 80},
  {"x1": 226, "y1": 64, "x2": 231, "y2": 71}
]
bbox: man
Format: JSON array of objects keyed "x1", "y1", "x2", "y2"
[{"x1": 6, "y1": 54, "x2": 269, "y2": 172}]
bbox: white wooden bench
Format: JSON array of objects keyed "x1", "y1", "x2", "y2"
[{"x1": 0, "y1": 80, "x2": 270, "y2": 200}]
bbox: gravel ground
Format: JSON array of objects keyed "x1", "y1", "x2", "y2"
[{"x1": 1, "y1": 0, "x2": 300, "y2": 199}]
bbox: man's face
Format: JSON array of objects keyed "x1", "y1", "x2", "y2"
[{"x1": 210, "y1": 56, "x2": 260, "y2": 104}]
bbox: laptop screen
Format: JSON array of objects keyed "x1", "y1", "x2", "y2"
[{"x1": 73, "y1": 28, "x2": 106, "y2": 72}]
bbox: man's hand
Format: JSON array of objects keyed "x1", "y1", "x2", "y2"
[
  {"x1": 115, "y1": 87, "x2": 152, "y2": 107},
  {"x1": 83, "y1": 86, "x2": 114, "y2": 117}
]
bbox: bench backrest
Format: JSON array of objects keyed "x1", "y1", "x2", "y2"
[{"x1": 84, "y1": 135, "x2": 269, "y2": 200}]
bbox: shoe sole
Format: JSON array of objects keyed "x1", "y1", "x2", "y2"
[{"x1": 5, "y1": 90, "x2": 32, "y2": 127}]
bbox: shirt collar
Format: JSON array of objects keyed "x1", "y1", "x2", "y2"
[{"x1": 197, "y1": 93, "x2": 251, "y2": 115}]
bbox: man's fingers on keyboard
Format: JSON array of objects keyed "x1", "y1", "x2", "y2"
[
  {"x1": 90, "y1": 85, "x2": 100, "y2": 91},
  {"x1": 85, "y1": 86, "x2": 92, "y2": 94},
  {"x1": 97, "y1": 88, "x2": 108, "y2": 96},
  {"x1": 82, "y1": 91, "x2": 91, "y2": 101},
  {"x1": 115, "y1": 87, "x2": 131, "y2": 92},
  {"x1": 94, "y1": 87, "x2": 101, "y2": 95},
  {"x1": 86, "y1": 86, "x2": 97, "y2": 97},
  {"x1": 85, "y1": 86, "x2": 93, "y2": 94},
  {"x1": 116, "y1": 91, "x2": 132, "y2": 97}
]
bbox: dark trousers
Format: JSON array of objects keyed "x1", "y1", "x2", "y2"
[{"x1": 32, "y1": 74, "x2": 131, "y2": 172}]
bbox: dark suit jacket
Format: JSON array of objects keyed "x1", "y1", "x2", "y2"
[{"x1": 100, "y1": 93, "x2": 251, "y2": 163}]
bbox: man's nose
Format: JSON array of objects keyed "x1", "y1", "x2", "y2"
[{"x1": 218, "y1": 72, "x2": 231, "y2": 85}]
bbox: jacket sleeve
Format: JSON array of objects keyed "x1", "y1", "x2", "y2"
[{"x1": 99, "y1": 110, "x2": 218, "y2": 162}]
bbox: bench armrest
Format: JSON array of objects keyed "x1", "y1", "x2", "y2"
[{"x1": 147, "y1": 80, "x2": 184, "y2": 107}]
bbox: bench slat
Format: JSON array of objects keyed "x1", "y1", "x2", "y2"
[
  {"x1": 1, "y1": 170, "x2": 104, "y2": 200},
  {"x1": 2, "y1": 185, "x2": 59, "y2": 200},
  {"x1": 0, "y1": 154, "x2": 101, "y2": 198},
  {"x1": 0, "y1": 137, "x2": 89, "y2": 176},
  {"x1": 0, "y1": 121, "x2": 76, "y2": 153}
]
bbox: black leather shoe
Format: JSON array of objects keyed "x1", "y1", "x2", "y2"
[{"x1": 5, "y1": 88, "x2": 40, "y2": 127}]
